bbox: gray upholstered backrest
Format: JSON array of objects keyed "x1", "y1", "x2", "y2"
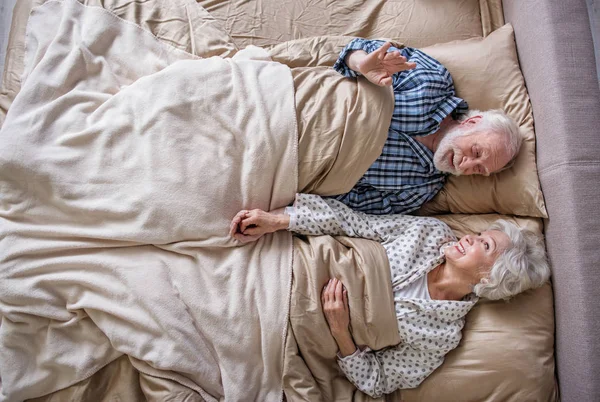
[{"x1": 503, "y1": 1, "x2": 600, "y2": 401}]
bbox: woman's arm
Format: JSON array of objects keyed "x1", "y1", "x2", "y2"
[
  {"x1": 322, "y1": 277, "x2": 450, "y2": 397},
  {"x1": 230, "y1": 193, "x2": 384, "y2": 243},
  {"x1": 230, "y1": 193, "x2": 422, "y2": 243},
  {"x1": 229, "y1": 207, "x2": 289, "y2": 243},
  {"x1": 337, "y1": 343, "x2": 449, "y2": 397},
  {"x1": 288, "y1": 194, "x2": 383, "y2": 240},
  {"x1": 322, "y1": 278, "x2": 358, "y2": 357}
]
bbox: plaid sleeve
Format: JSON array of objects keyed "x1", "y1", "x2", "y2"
[
  {"x1": 334, "y1": 179, "x2": 444, "y2": 215},
  {"x1": 333, "y1": 38, "x2": 407, "y2": 78},
  {"x1": 388, "y1": 47, "x2": 469, "y2": 137}
]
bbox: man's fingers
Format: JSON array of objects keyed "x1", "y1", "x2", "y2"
[
  {"x1": 380, "y1": 76, "x2": 392, "y2": 86},
  {"x1": 383, "y1": 51, "x2": 405, "y2": 62},
  {"x1": 377, "y1": 42, "x2": 392, "y2": 59}
]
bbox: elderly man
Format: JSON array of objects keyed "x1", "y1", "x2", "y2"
[{"x1": 332, "y1": 39, "x2": 522, "y2": 215}]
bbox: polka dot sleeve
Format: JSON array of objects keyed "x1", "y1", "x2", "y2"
[
  {"x1": 287, "y1": 194, "x2": 382, "y2": 241},
  {"x1": 337, "y1": 343, "x2": 448, "y2": 397}
]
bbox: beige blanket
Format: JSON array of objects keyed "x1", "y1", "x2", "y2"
[
  {"x1": 284, "y1": 236, "x2": 400, "y2": 402},
  {"x1": 0, "y1": 1, "x2": 297, "y2": 401}
]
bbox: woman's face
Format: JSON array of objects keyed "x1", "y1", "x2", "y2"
[{"x1": 444, "y1": 230, "x2": 510, "y2": 272}]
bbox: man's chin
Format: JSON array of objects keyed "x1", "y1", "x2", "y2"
[{"x1": 433, "y1": 161, "x2": 461, "y2": 176}]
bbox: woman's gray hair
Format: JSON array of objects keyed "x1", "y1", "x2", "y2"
[
  {"x1": 462, "y1": 109, "x2": 523, "y2": 171},
  {"x1": 473, "y1": 220, "x2": 551, "y2": 300}
]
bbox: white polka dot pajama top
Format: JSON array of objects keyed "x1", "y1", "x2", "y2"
[{"x1": 286, "y1": 194, "x2": 477, "y2": 397}]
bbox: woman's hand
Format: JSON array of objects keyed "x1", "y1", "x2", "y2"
[
  {"x1": 229, "y1": 208, "x2": 289, "y2": 243},
  {"x1": 347, "y1": 42, "x2": 417, "y2": 87},
  {"x1": 322, "y1": 278, "x2": 357, "y2": 357}
]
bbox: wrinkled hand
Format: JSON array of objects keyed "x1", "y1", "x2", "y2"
[
  {"x1": 229, "y1": 209, "x2": 285, "y2": 244},
  {"x1": 358, "y1": 42, "x2": 417, "y2": 86},
  {"x1": 322, "y1": 278, "x2": 350, "y2": 337}
]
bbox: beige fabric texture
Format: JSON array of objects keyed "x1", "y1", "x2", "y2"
[
  {"x1": 480, "y1": 0, "x2": 506, "y2": 35},
  {"x1": 28, "y1": 355, "x2": 207, "y2": 402},
  {"x1": 0, "y1": 0, "x2": 238, "y2": 126},
  {"x1": 198, "y1": 0, "x2": 486, "y2": 50},
  {"x1": 0, "y1": 1, "x2": 296, "y2": 401},
  {"x1": 417, "y1": 24, "x2": 547, "y2": 218}
]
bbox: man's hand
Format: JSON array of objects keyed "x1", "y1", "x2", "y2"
[
  {"x1": 346, "y1": 42, "x2": 417, "y2": 87},
  {"x1": 229, "y1": 209, "x2": 289, "y2": 243}
]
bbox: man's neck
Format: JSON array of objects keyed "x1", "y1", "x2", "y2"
[{"x1": 415, "y1": 115, "x2": 459, "y2": 152}]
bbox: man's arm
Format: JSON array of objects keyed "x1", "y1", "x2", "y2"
[
  {"x1": 334, "y1": 182, "x2": 434, "y2": 216},
  {"x1": 344, "y1": 43, "x2": 416, "y2": 86},
  {"x1": 333, "y1": 39, "x2": 416, "y2": 86}
]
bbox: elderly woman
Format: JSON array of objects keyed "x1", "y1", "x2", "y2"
[{"x1": 230, "y1": 194, "x2": 550, "y2": 397}]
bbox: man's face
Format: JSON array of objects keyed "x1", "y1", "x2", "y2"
[{"x1": 433, "y1": 118, "x2": 512, "y2": 176}]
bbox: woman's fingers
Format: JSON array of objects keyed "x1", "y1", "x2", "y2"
[
  {"x1": 323, "y1": 278, "x2": 348, "y2": 307},
  {"x1": 233, "y1": 232, "x2": 257, "y2": 243},
  {"x1": 343, "y1": 289, "x2": 348, "y2": 311},
  {"x1": 229, "y1": 210, "x2": 249, "y2": 236},
  {"x1": 243, "y1": 226, "x2": 264, "y2": 236},
  {"x1": 334, "y1": 279, "x2": 343, "y2": 302},
  {"x1": 240, "y1": 212, "x2": 260, "y2": 232},
  {"x1": 323, "y1": 279, "x2": 332, "y2": 303}
]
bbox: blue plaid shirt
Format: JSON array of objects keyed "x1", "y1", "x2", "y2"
[{"x1": 331, "y1": 39, "x2": 468, "y2": 215}]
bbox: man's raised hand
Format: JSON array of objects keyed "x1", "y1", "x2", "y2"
[{"x1": 357, "y1": 42, "x2": 417, "y2": 87}]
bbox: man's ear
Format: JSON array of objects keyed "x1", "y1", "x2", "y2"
[{"x1": 461, "y1": 115, "x2": 482, "y2": 125}]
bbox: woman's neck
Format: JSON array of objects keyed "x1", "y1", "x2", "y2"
[{"x1": 427, "y1": 263, "x2": 477, "y2": 301}]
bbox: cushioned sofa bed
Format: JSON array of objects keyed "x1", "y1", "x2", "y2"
[{"x1": 502, "y1": 1, "x2": 600, "y2": 401}]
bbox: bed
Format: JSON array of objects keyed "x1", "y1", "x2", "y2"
[{"x1": 1, "y1": 0, "x2": 598, "y2": 401}]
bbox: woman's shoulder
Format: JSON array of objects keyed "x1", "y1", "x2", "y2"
[{"x1": 412, "y1": 216, "x2": 454, "y2": 236}]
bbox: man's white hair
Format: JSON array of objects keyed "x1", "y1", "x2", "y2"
[
  {"x1": 461, "y1": 109, "x2": 523, "y2": 171},
  {"x1": 473, "y1": 220, "x2": 550, "y2": 300}
]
